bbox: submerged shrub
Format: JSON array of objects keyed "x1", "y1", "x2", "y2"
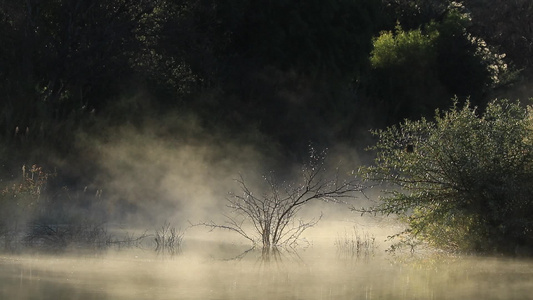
[
  {"x1": 358, "y1": 99, "x2": 533, "y2": 254},
  {"x1": 154, "y1": 222, "x2": 183, "y2": 255},
  {"x1": 199, "y1": 148, "x2": 364, "y2": 250}
]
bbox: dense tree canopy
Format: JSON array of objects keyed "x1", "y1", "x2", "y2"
[
  {"x1": 364, "y1": 3, "x2": 510, "y2": 126},
  {"x1": 0, "y1": 0, "x2": 528, "y2": 159},
  {"x1": 157, "y1": 0, "x2": 382, "y2": 150},
  {"x1": 464, "y1": 0, "x2": 533, "y2": 76},
  {"x1": 0, "y1": 0, "x2": 164, "y2": 160}
]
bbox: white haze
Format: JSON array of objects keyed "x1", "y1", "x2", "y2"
[
  {"x1": 75, "y1": 111, "x2": 378, "y2": 235},
  {"x1": 78, "y1": 114, "x2": 280, "y2": 228},
  {"x1": 4, "y1": 98, "x2": 533, "y2": 299}
]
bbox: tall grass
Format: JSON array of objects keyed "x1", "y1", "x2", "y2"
[{"x1": 335, "y1": 227, "x2": 376, "y2": 258}]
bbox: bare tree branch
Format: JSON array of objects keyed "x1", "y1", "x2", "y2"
[{"x1": 196, "y1": 148, "x2": 366, "y2": 250}]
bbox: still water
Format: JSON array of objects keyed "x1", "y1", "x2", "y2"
[{"x1": 1, "y1": 236, "x2": 533, "y2": 300}]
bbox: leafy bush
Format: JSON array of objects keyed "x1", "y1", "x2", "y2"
[
  {"x1": 370, "y1": 24, "x2": 438, "y2": 69},
  {"x1": 359, "y1": 99, "x2": 533, "y2": 254}
]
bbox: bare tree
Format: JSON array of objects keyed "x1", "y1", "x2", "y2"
[{"x1": 199, "y1": 148, "x2": 364, "y2": 250}]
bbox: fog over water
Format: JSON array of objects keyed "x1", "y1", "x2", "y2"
[
  {"x1": 3, "y1": 225, "x2": 533, "y2": 300},
  {"x1": 3, "y1": 117, "x2": 533, "y2": 300}
]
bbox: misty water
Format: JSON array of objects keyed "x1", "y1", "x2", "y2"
[{"x1": 2, "y1": 222, "x2": 533, "y2": 300}]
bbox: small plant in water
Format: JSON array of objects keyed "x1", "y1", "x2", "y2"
[
  {"x1": 335, "y1": 226, "x2": 376, "y2": 258},
  {"x1": 154, "y1": 222, "x2": 183, "y2": 255}
]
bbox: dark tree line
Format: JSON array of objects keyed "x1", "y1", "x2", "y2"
[
  {"x1": 0, "y1": 0, "x2": 530, "y2": 166},
  {"x1": 0, "y1": 0, "x2": 162, "y2": 161}
]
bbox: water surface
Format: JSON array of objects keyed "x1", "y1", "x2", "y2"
[{"x1": 1, "y1": 238, "x2": 532, "y2": 300}]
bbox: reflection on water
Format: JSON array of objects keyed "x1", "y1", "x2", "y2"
[{"x1": 1, "y1": 239, "x2": 533, "y2": 300}]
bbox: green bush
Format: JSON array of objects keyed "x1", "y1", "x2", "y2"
[
  {"x1": 359, "y1": 99, "x2": 533, "y2": 254},
  {"x1": 370, "y1": 24, "x2": 438, "y2": 69},
  {"x1": 365, "y1": 5, "x2": 508, "y2": 126}
]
